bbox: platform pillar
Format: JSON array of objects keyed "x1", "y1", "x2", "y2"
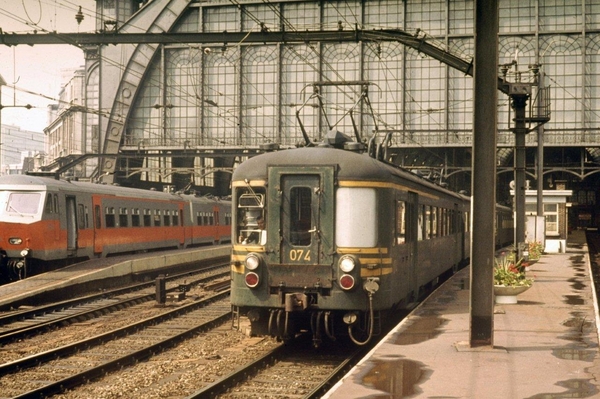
[{"x1": 470, "y1": 0, "x2": 498, "y2": 347}]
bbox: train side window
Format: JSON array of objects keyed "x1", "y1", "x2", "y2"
[
  {"x1": 174, "y1": 210, "x2": 181, "y2": 226},
  {"x1": 53, "y1": 194, "x2": 59, "y2": 213},
  {"x1": 119, "y1": 208, "x2": 128, "y2": 227},
  {"x1": 418, "y1": 206, "x2": 424, "y2": 241},
  {"x1": 396, "y1": 201, "x2": 406, "y2": 244},
  {"x1": 210, "y1": 214, "x2": 215, "y2": 226},
  {"x1": 204, "y1": 215, "x2": 209, "y2": 225},
  {"x1": 196, "y1": 212, "x2": 202, "y2": 226},
  {"x1": 164, "y1": 210, "x2": 171, "y2": 226},
  {"x1": 143, "y1": 209, "x2": 152, "y2": 226},
  {"x1": 95, "y1": 205, "x2": 102, "y2": 229},
  {"x1": 132, "y1": 208, "x2": 141, "y2": 227},
  {"x1": 77, "y1": 204, "x2": 86, "y2": 229},
  {"x1": 431, "y1": 207, "x2": 438, "y2": 238},
  {"x1": 105, "y1": 207, "x2": 116, "y2": 228},
  {"x1": 154, "y1": 210, "x2": 161, "y2": 226},
  {"x1": 45, "y1": 194, "x2": 54, "y2": 214}
]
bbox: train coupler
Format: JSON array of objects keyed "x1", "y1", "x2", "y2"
[{"x1": 284, "y1": 293, "x2": 308, "y2": 312}]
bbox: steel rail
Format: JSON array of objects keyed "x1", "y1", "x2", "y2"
[{"x1": 0, "y1": 290, "x2": 230, "y2": 377}]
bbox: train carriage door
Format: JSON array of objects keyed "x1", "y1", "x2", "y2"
[
  {"x1": 65, "y1": 196, "x2": 78, "y2": 254},
  {"x1": 92, "y1": 196, "x2": 102, "y2": 255},
  {"x1": 406, "y1": 192, "x2": 419, "y2": 302},
  {"x1": 268, "y1": 166, "x2": 335, "y2": 268}
]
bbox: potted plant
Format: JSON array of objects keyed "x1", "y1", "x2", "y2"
[
  {"x1": 494, "y1": 253, "x2": 533, "y2": 304},
  {"x1": 527, "y1": 241, "x2": 544, "y2": 263}
]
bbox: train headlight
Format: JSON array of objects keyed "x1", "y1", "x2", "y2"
[
  {"x1": 245, "y1": 253, "x2": 261, "y2": 271},
  {"x1": 245, "y1": 272, "x2": 260, "y2": 288},
  {"x1": 339, "y1": 274, "x2": 355, "y2": 290},
  {"x1": 339, "y1": 255, "x2": 357, "y2": 273},
  {"x1": 8, "y1": 238, "x2": 22, "y2": 245},
  {"x1": 20, "y1": 248, "x2": 30, "y2": 257}
]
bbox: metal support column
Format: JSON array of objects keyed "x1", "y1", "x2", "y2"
[
  {"x1": 512, "y1": 93, "x2": 530, "y2": 259},
  {"x1": 469, "y1": 0, "x2": 498, "y2": 347}
]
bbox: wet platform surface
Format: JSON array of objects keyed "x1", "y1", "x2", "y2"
[{"x1": 325, "y1": 230, "x2": 600, "y2": 398}]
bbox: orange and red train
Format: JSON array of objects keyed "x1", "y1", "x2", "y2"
[{"x1": 0, "y1": 175, "x2": 231, "y2": 283}]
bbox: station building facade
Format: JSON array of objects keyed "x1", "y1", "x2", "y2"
[{"x1": 46, "y1": 0, "x2": 600, "y2": 229}]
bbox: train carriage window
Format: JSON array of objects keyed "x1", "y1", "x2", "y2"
[
  {"x1": 77, "y1": 204, "x2": 86, "y2": 229},
  {"x1": 6, "y1": 192, "x2": 42, "y2": 214},
  {"x1": 396, "y1": 201, "x2": 406, "y2": 244},
  {"x1": 290, "y1": 187, "x2": 312, "y2": 246},
  {"x1": 119, "y1": 208, "x2": 128, "y2": 227},
  {"x1": 45, "y1": 194, "x2": 54, "y2": 214},
  {"x1": 209, "y1": 214, "x2": 215, "y2": 226},
  {"x1": 204, "y1": 214, "x2": 209, "y2": 225},
  {"x1": 143, "y1": 209, "x2": 152, "y2": 226},
  {"x1": 174, "y1": 210, "x2": 181, "y2": 226},
  {"x1": 105, "y1": 207, "x2": 116, "y2": 228},
  {"x1": 132, "y1": 208, "x2": 141, "y2": 227},
  {"x1": 164, "y1": 210, "x2": 171, "y2": 226},
  {"x1": 431, "y1": 207, "x2": 438, "y2": 238},
  {"x1": 424, "y1": 206, "x2": 431, "y2": 240},
  {"x1": 154, "y1": 210, "x2": 161, "y2": 226},
  {"x1": 196, "y1": 212, "x2": 202, "y2": 226}
]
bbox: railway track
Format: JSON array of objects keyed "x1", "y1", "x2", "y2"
[
  {"x1": 0, "y1": 290, "x2": 232, "y2": 398},
  {"x1": 190, "y1": 341, "x2": 368, "y2": 399},
  {"x1": 0, "y1": 262, "x2": 229, "y2": 345}
]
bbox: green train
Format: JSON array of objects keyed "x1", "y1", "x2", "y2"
[{"x1": 230, "y1": 132, "x2": 511, "y2": 346}]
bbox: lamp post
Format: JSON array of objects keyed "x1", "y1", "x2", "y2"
[{"x1": 0, "y1": 73, "x2": 6, "y2": 175}]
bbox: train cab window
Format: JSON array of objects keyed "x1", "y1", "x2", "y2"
[
  {"x1": 6, "y1": 192, "x2": 42, "y2": 215},
  {"x1": 236, "y1": 191, "x2": 266, "y2": 245},
  {"x1": 143, "y1": 209, "x2": 152, "y2": 226},
  {"x1": 164, "y1": 210, "x2": 171, "y2": 226},
  {"x1": 396, "y1": 201, "x2": 406, "y2": 244},
  {"x1": 154, "y1": 210, "x2": 162, "y2": 226},
  {"x1": 105, "y1": 207, "x2": 116, "y2": 228},
  {"x1": 335, "y1": 187, "x2": 377, "y2": 247},
  {"x1": 119, "y1": 208, "x2": 128, "y2": 227},
  {"x1": 132, "y1": 208, "x2": 141, "y2": 227}
]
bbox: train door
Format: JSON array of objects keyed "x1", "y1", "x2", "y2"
[
  {"x1": 65, "y1": 196, "x2": 78, "y2": 255},
  {"x1": 406, "y1": 192, "x2": 419, "y2": 301},
  {"x1": 92, "y1": 196, "x2": 102, "y2": 255},
  {"x1": 268, "y1": 166, "x2": 335, "y2": 272},
  {"x1": 455, "y1": 204, "x2": 463, "y2": 272},
  {"x1": 213, "y1": 206, "x2": 220, "y2": 244}
]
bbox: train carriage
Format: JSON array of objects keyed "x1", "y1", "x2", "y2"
[
  {"x1": 0, "y1": 175, "x2": 231, "y2": 282},
  {"x1": 230, "y1": 133, "x2": 476, "y2": 346}
]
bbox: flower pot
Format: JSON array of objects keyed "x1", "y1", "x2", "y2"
[{"x1": 494, "y1": 285, "x2": 531, "y2": 304}]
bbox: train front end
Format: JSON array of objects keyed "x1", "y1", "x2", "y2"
[
  {"x1": 231, "y1": 148, "x2": 390, "y2": 346},
  {"x1": 0, "y1": 176, "x2": 49, "y2": 282}
]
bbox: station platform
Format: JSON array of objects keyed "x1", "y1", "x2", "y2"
[
  {"x1": 325, "y1": 230, "x2": 600, "y2": 398},
  {"x1": 0, "y1": 245, "x2": 229, "y2": 310}
]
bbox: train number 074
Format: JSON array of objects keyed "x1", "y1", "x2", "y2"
[{"x1": 289, "y1": 249, "x2": 311, "y2": 261}]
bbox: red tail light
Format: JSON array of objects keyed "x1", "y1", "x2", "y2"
[
  {"x1": 339, "y1": 274, "x2": 355, "y2": 290},
  {"x1": 245, "y1": 272, "x2": 259, "y2": 288}
]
